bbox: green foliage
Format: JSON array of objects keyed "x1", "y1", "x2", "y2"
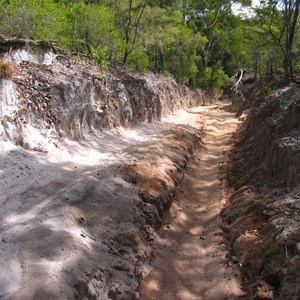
[
  {"x1": 1, "y1": 0, "x2": 299, "y2": 90},
  {"x1": 166, "y1": 26, "x2": 206, "y2": 85},
  {"x1": 91, "y1": 47, "x2": 109, "y2": 70},
  {"x1": 0, "y1": 0, "x2": 122, "y2": 59},
  {"x1": 62, "y1": 3, "x2": 122, "y2": 57},
  {"x1": 0, "y1": 0, "x2": 66, "y2": 39},
  {"x1": 142, "y1": 6, "x2": 206, "y2": 83},
  {"x1": 254, "y1": 0, "x2": 300, "y2": 83},
  {"x1": 127, "y1": 50, "x2": 150, "y2": 71},
  {"x1": 198, "y1": 67, "x2": 230, "y2": 93},
  {"x1": 262, "y1": 82, "x2": 272, "y2": 95}
]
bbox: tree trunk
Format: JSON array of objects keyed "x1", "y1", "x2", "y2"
[
  {"x1": 284, "y1": 47, "x2": 292, "y2": 84},
  {"x1": 123, "y1": 0, "x2": 133, "y2": 64},
  {"x1": 182, "y1": 0, "x2": 187, "y2": 25},
  {"x1": 123, "y1": 48, "x2": 129, "y2": 64},
  {"x1": 283, "y1": 0, "x2": 300, "y2": 84}
]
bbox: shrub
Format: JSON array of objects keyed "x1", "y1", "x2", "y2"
[
  {"x1": 198, "y1": 67, "x2": 230, "y2": 93},
  {"x1": 0, "y1": 60, "x2": 15, "y2": 79}
]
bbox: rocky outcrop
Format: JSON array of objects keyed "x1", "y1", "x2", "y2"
[{"x1": 0, "y1": 36, "x2": 209, "y2": 149}]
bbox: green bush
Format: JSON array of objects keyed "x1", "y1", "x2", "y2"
[
  {"x1": 127, "y1": 50, "x2": 150, "y2": 71},
  {"x1": 0, "y1": 0, "x2": 66, "y2": 40},
  {"x1": 198, "y1": 67, "x2": 230, "y2": 93}
]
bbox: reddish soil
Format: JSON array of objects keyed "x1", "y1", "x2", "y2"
[{"x1": 141, "y1": 104, "x2": 245, "y2": 299}]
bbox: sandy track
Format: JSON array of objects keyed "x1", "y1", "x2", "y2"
[
  {"x1": 141, "y1": 105, "x2": 244, "y2": 300},
  {"x1": 0, "y1": 108, "x2": 203, "y2": 299}
]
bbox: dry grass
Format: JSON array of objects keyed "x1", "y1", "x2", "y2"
[{"x1": 0, "y1": 60, "x2": 15, "y2": 79}]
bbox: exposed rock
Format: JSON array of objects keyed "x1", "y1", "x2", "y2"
[{"x1": 0, "y1": 35, "x2": 56, "y2": 65}]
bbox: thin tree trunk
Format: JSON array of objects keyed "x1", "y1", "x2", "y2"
[
  {"x1": 123, "y1": 49, "x2": 129, "y2": 64},
  {"x1": 123, "y1": 0, "x2": 133, "y2": 64},
  {"x1": 182, "y1": 0, "x2": 187, "y2": 25},
  {"x1": 283, "y1": 0, "x2": 300, "y2": 84}
]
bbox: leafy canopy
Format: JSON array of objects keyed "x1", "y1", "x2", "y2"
[{"x1": 1, "y1": 0, "x2": 300, "y2": 90}]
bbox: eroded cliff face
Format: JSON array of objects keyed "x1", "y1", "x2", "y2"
[
  {"x1": 222, "y1": 84, "x2": 300, "y2": 299},
  {"x1": 0, "y1": 37, "x2": 210, "y2": 149},
  {"x1": 229, "y1": 84, "x2": 300, "y2": 190}
]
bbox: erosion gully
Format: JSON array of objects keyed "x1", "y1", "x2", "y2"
[{"x1": 142, "y1": 103, "x2": 245, "y2": 300}]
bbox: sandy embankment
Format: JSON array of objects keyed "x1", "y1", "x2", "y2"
[{"x1": 1, "y1": 107, "x2": 205, "y2": 299}]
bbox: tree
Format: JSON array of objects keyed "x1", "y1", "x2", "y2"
[
  {"x1": 63, "y1": 2, "x2": 121, "y2": 60},
  {"x1": 0, "y1": 0, "x2": 66, "y2": 40},
  {"x1": 256, "y1": 0, "x2": 300, "y2": 84},
  {"x1": 141, "y1": 5, "x2": 206, "y2": 82},
  {"x1": 188, "y1": 1, "x2": 245, "y2": 68},
  {"x1": 106, "y1": 0, "x2": 149, "y2": 64},
  {"x1": 4, "y1": 0, "x2": 294, "y2": 90},
  {"x1": 182, "y1": 0, "x2": 252, "y2": 91}
]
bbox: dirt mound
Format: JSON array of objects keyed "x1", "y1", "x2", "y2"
[{"x1": 222, "y1": 84, "x2": 300, "y2": 299}]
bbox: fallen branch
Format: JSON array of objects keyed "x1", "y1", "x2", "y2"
[
  {"x1": 232, "y1": 69, "x2": 244, "y2": 93},
  {"x1": 80, "y1": 230, "x2": 96, "y2": 241}
]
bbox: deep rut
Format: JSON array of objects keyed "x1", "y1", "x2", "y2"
[{"x1": 141, "y1": 105, "x2": 244, "y2": 300}]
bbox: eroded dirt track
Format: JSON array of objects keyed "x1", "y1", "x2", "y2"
[
  {"x1": 142, "y1": 105, "x2": 244, "y2": 300},
  {"x1": 0, "y1": 104, "x2": 245, "y2": 299}
]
